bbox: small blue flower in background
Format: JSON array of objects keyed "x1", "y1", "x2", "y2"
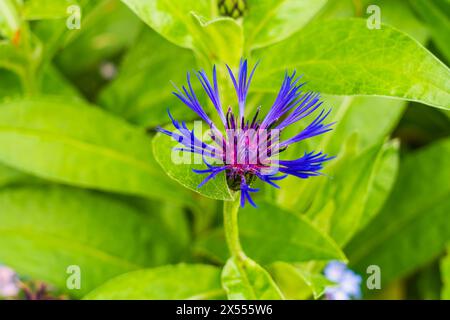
[
  {"x1": 324, "y1": 261, "x2": 362, "y2": 300},
  {"x1": 158, "y1": 59, "x2": 334, "y2": 207}
]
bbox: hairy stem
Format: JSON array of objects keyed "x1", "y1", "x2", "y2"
[{"x1": 223, "y1": 196, "x2": 245, "y2": 260}]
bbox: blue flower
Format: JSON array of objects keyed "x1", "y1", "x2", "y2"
[
  {"x1": 158, "y1": 59, "x2": 334, "y2": 207},
  {"x1": 324, "y1": 261, "x2": 362, "y2": 300}
]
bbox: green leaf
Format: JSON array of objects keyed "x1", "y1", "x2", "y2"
[
  {"x1": 119, "y1": 195, "x2": 192, "y2": 260},
  {"x1": 85, "y1": 264, "x2": 224, "y2": 299},
  {"x1": 253, "y1": 19, "x2": 450, "y2": 110},
  {"x1": 325, "y1": 141, "x2": 395, "y2": 245},
  {"x1": 239, "y1": 201, "x2": 346, "y2": 263},
  {"x1": 410, "y1": 0, "x2": 450, "y2": 62},
  {"x1": 23, "y1": 0, "x2": 78, "y2": 20},
  {"x1": 0, "y1": 185, "x2": 179, "y2": 297},
  {"x1": 371, "y1": 0, "x2": 429, "y2": 44},
  {"x1": 40, "y1": 65, "x2": 83, "y2": 98},
  {"x1": 347, "y1": 138, "x2": 450, "y2": 287},
  {"x1": 359, "y1": 140, "x2": 399, "y2": 229},
  {"x1": 98, "y1": 28, "x2": 198, "y2": 127},
  {"x1": 317, "y1": 0, "x2": 429, "y2": 44},
  {"x1": 276, "y1": 95, "x2": 404, "y2": 217},
  {"x1": 195, "y1": 201, "x2": 346, "y2": 264},
  {"x1": 320, "y1": 96, "x2": 406, "y2": 156},
  {"x1": 244, "y1": 0, "x2": 327, "y2": 50},
  {"x1": 278, "y1": 140, "x2": 393, "y2": 247},
  {"x1": 0, "y1": 163, "x2": 30, "y2": 187},
  {"x1": 222, "y1": 256, "x2": 284, "y2": 300},
  {"x1": 270, "y1": 262, "x2": 334, "y2": 300},
  {"x1": 279, "y1": 138, "x2": 395, "y2": 248},
  {"x1": 120, "y1": 0, "x2": 213, "y2": 49},
  {"x1": 0, "y1": 97, "x2": 192, "y2": 204},
  {"x1": 441, "y1": 247, "x2": 450, "y2": 300},
  {"x1": 276, "y1": 94, "x2": 400, "y2": 246},
  {"x1": 152, "y1": 131, "x2": 234, "y2": 201},
  {"x1": 191, "y1": 13, "x2": 243, "y2": 66}
]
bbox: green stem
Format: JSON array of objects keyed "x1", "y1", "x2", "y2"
[
  {"x1": 223, "y1": 195, "x2": 245, "y2": 260},
  {"x1": 21, "y1": 68, "x2": 38, "y2": 96}
]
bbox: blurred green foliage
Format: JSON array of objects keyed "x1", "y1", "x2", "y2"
[{"x1": 0, "y1": 0, "x2": 449, "y2": 300}]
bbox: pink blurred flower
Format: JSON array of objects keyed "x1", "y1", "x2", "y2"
[{"x1": 0, "y1": 266, "x2": 20, "y2": 298}]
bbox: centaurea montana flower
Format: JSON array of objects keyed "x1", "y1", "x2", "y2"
[{"x1": 157, "y1": 60, "x2": 334, "y2": 207}]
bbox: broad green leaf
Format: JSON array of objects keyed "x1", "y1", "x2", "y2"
[
  {"x1": 152, "y1": 131, "x2": 234, "y2": 201},
  {"x1": 359, "y1": 140, "x2": 399, "y2": 229},
  {"x1": 191, "y1": 13, "x2": 243, "y2": 66},
  {"x1": 0, "y1": 186, "x2": 180, "y2": 297},
  {"x1": 277, "y1": 132, "x2": 357, "y2": 216},
  {"x1": 325, "y1": 142, "x2": 393, "y2": 245},
  {"x1": 410, "y1": 0, "x2": 450, "y2": 62},
  {"x1": 98, "y1": 28, "x2": 198, "y2": 127},
  {"x1": 319, "y1": 96, "x2": 406, "y2": 156},
  {"x1": 23, "y1": 0, "x2": 78, "y2": 20},
  {"x1": 270, "y1": 262, "x2": 334, "y2": 300},
  {"x1": 442, "y1": 247, "x2": 450, "y2": 299},
  {"x1": 279, "y1": 140, "x2": 393, "y2": 246},
  {"x1": 276, "y1": 95, "x2": 405, "y2": 213},
  {"x1": 0, "y1": 163, "x2": 30, "y2": 187},
  {"x1": 195, "y1": 201, "x2": 346, "y2": 264},
  {"x1": 346, "y1": 138, "x2": 450, "y2": 287},
  {"x1": 317, "y1": 0, "x2": 429, "y2": 43},
  {"x1": 253, "y1": 19, "x2": 450, "y2": 110},
  {"x1": 371, "y1": 0, "x2": 429, "y2": 44},
  {"x1": 239, "y1": 201, "x2": 346, "y2": 263},
  {"x1": 121, "y1": 0, "x2": 213, "y2": 49},
  {"x1": 222, "y1": 256, "x2": 284, "y2": 300},
  {"x1": 0, "y1": 97, "x2": 192, "y2": 204},
  {"x1": 40, "y1": 64, "x2": 83, "y2": 98},
  {"x1": 314, "y1": 0, "x2": 359, "y2": 20},
  {"x1": 85, "y1": 264, "x2": 224, "y2": 299},
  {"x1": 125, "y1": 196, "x2": 191, "y2": 259},
  {"x1": 244, "y1": 0, "x2": 328, "y2": 50}
]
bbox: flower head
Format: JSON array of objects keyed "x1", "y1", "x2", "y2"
[
  {"x1": 158, "y1": 59, "x2": 334, "y2": 207},
  {"x1": 324, "y1": 261, "x2": 362, "y2": 300}
]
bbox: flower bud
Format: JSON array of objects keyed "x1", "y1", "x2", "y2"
[{"x1": 218, "y1": 0, "x2": 246, "y2": 19}]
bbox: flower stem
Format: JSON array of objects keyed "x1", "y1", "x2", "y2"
[{"x1": 223, "y1": 196, "x2": 245, "y2": 260}]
